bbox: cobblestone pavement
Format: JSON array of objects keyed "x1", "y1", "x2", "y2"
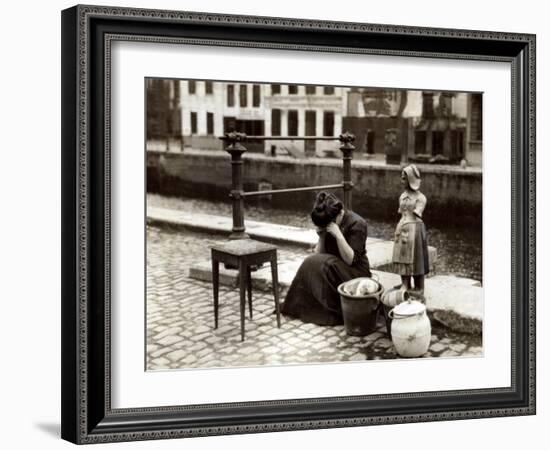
[{"x1": 146, "y1": 225, "x2": 482, "y2": 370}]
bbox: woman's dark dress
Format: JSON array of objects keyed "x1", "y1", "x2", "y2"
[{"x1": 281, "y1": 210, "x2": 371, "y2": 325}]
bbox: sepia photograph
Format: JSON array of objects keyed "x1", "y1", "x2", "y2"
[
  {"x1": 57, "y1": 3, "x2": 537, "y2": 445},
  {"x1": 145, "y1": 78, "x2": 483, "y2": 371}
]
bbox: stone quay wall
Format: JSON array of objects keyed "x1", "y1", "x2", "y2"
[{"x1": 147, "y1": 149, "x2": 482, "y2": 226}]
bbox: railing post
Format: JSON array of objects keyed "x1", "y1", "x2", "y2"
[
  {"x1": 339, "y1": 131, "x2": 355, "y2": 210},
  {"x1": 222, "y1": 131, "x2": 249, "y2": 239}
]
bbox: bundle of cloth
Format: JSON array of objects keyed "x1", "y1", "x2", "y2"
[{"x1": 341, "y1": 277, "x2": 380, "y2": 297}]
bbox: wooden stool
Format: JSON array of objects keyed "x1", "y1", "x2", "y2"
[{"x1": 211, "y1": 239, "x2": 281, "y2": 341}]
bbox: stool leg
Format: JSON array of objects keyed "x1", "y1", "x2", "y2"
[
  {"x1": 212, "y1": 258, "x2": 219, "y2": 329},
  {"x1": 270, "y1": 255, "x2": 281, "y2": 328},
  {"x1": 247, "y1": 266, "x2": 253, "y2": 319},
  {"x1": 239, "y1": 261, "x2": 247, "y2": 341}
]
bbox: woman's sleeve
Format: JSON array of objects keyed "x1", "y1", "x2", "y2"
[
  {"x1": 315, "y1": 230, "x2": 326, "y2": 253},
  {"x1": 345, "y1": 220, "x2": 368, "y2": 265}
]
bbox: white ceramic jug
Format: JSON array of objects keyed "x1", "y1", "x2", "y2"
[{"x1": 389, "y1": 300, "x2": 431, "y2": 358}]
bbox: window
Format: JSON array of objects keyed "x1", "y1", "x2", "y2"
[
  {"x1": 206, "y1": 112, "x2": 214, "y2": 135},
  {"x1": 323, "y1": 111, "x2": 334, "y2": 136},
  {"x1": 271, "y1": 84, "x2": 281, "y2": 95},
  {"x1": 239, "y1": 84, "x2": 247, "y2": 107},
  {"x1": 422, "y1": 92, "x2": 435, "y2": 118},
  {"x1": 323, "y1": 86, "x2": 335, "y2": 95},
  {"x1": 288, "y1": 85, "x2": 298, "y2": 95},
  {"x1": 439, "y1": 92, "x2": 452, "y2": 116},
  {"x1": 223, "y1": 117, "x2": 236, "y2": 133},
  {"x1": 366, "y1": 130, "x2": 376, "y2": 154},
  {"x1": 190, "y1": 112, "x2": 197, "y2": 134},
  {"x1": 305, "y1": 110, "x2": 316, "y2": 136},
  {"x1": 415, "y1": 130, "x2": 426, "y2": 154},
  {"x1": 288, "y1": 110, "x2": 298, "y2": 136},
  {"x1": 271, "y1": 109, "x2": 281, "y2": 136},
  {"x1": 227, "y1": 85, "x2": 235, "y2": 107},
  {"x1": 305, "y1": 111, "x2": 317, "y2": 156},
  {"x1": 471, "y1": 93, "x2": 483, "y2": 141},
  {"x1": 432, "y1": 131, "x2": 444, "y2": 155},
  {"x1": 305, "y1": 85, "x2": 316, "y2": 95},
  {"x1": 451, "y1": 129, "x2": 464, "y2": 159},
  {"x1": 205, "y1": 81, "x2": 213, "y2": 94},
  {"x1": 253, "y1": 84, "x2": 261, "y2": 107},
  {"x1": 188, "y1": 80, "x2": 196, "y2": 94}
]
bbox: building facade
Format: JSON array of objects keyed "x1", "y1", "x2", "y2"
[
  {"x1": 344, "y1": 88, "x2": 481, "y2": 165},
  {"x1": 146, "y1": 78, "x2": 182, "y2": 150},
  {"x1": 178, "y1": 80, "x2": 347, "y2": 156},
  {"x1": 146, "y1": 79, "x2": 482, "y2": 166}
]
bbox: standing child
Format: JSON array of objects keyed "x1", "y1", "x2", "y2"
[{"x1": 392, "y1": 164, "x2": 429, "y2": 294}]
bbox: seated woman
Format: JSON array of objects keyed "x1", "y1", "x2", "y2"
[{"x1": 281, "y1": 192, "x2": 372, "y2": 326}]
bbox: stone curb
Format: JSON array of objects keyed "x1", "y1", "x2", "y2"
[{"x1": 147, "y1": 207, "x2": 437, "y2": 269}]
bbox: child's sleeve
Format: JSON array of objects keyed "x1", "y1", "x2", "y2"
[{"x1": 413, "y1": 193, "x2": 427, "y2": 218}]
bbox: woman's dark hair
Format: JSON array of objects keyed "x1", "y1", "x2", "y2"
[{"x1": 311, "y1": 191, "x2": 343, "y2": 227}]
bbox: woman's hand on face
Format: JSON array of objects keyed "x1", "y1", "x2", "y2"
[{"x1": 325, "y1": 222, "x2": 342, "y2": 238}]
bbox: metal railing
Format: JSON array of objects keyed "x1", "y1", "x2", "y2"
[{"x1": 220, "y1": 131, "x2": 356, "y2": 239}]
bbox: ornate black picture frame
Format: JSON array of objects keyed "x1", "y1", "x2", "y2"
[{"x1": 61, "y1": 4, "x2": 536, "y2": 444}]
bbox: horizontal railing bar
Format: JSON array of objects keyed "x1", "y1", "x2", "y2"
[
  {"x1": 220, "y1": 136, "x2": 341, "y2": 141},
  {"x1": 243, "y1": 184, "x2": 343, "y2": 197}
]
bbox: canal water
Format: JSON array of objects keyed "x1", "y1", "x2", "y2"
[{"x1": 148, "y1": 193, "x2": 482, "y2": 283}]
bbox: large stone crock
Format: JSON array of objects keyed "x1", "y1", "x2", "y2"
[{"x1": 389, "y1": 300, "x2": 431, "y2": 357}]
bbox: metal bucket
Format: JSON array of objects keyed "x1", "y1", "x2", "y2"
[{"x1": 337, "y1": 277, "x2": 384, "y2": 336}]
